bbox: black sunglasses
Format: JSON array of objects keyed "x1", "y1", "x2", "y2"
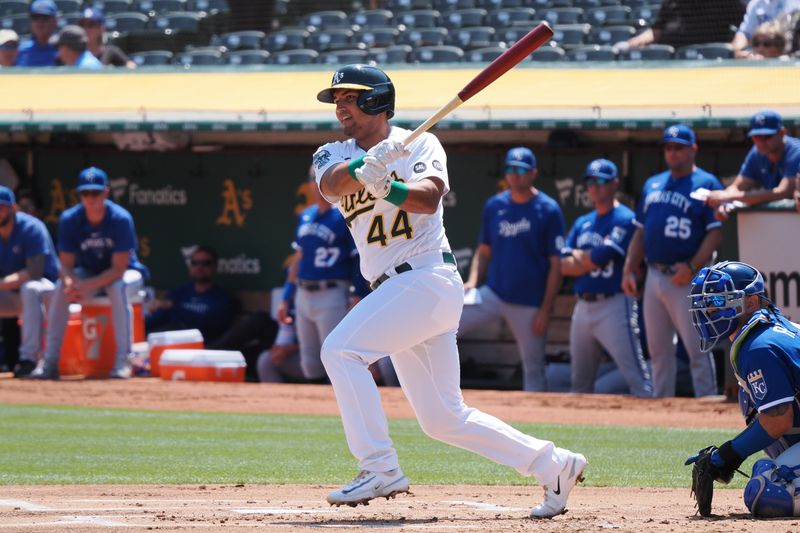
[
  {"x1": 79, "y1": 190, "x2": 103, "y2": 197},
  {"x1": 190, "y1": 259, "x2": 214, "y2": 267}
]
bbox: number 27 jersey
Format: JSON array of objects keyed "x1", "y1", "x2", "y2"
[{"x1": 312, "y1": 126, "x2": 451, "y2": 283}]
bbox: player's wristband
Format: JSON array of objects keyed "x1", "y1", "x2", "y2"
[
  {"x1": 385, "y1": 181, "x2": 409, "y2": 206},
  {"x1": 685, "y1": 261, "x2": 697, "y2": 274},
  {"x1": 347, "y1": 156, "x2": 366, "y2": 181},
  {"x1": 282, "y1": 281, "x2": 296, "y2": 302}
]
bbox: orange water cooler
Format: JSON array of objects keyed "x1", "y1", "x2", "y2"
[
  {"x1": 159, "y1": 350, "x2": 246, "y2": 382},
  {"x1": 146, "y1": 329, "x2": 205, "y2": 377}
]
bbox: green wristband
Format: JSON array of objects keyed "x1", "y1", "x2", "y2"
[
  {"x1": 385, "y1": 181, "x2": 409, "y2": 206},
  {"x1": 347, "y1": 156, "x2": 366, "y2": 181}
]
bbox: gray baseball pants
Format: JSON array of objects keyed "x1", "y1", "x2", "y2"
[
  {"x1": 459, "y1": 285, "x2": 547, "y2": 392},
  {"x1": 295, "y1": 283, "x2": 350, "y2": 380},
  {"x1": 644, "y1": 267, "x2": 717, "y2": 397},
  {"x1": 0, "y1": 279, "x2": 54, "y2": 363},
  {"x1": 569, "y1": 294, "x2": 652, "y2": 397}
]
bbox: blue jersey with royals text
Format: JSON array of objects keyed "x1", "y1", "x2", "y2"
[
  {"x1": 635, "y1": 168, "x2": 722, "y2": 265},
  {"x1": 0, "y1": 212, "x2": 59, "y2": 281},
  {"x1": 740, "y1": 136, "x2": 800, "y2": 190},
  {"x1": 15, "y1": 39, "x2": 58, "y2": 66},
  {"x1": 563, "y1": 204, "x2": 635, "y2": 295},
  {"x1": 146, "y1": 283, "x2": 235, "y2": 344},
  {"x1": 57, "y1": 200, "x2": 148, "y2": 276},
  {"x1": 733, "y1": 309, "x2": 800, "y2": 456},
  {"x1": 481, "y1": 189, "x2": 565, "y2": 307}
]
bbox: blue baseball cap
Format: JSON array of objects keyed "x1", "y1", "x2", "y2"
[
  {"x1": 30, "y1": 0, "x2": 57, "y2": 16},
  {"x1": 505, "y1": 147, "x2": 536, "y2": 170},
  {"x1": 584, "y1": 159, "x2": 618, "y2": 181},
  {"x1": 748, "y1": 110, "x2": 783, "y2": 137},
  {"x1": 0, "y1": 186, "x2": 15, "y2": 206},
  {"x1": 77, "y1": 167, "x2": 109, "y2": 192},
  {"x1": 79, "y1": 7, "x2": 105, "y2": 24},
  {"x1": 660, "y1": 124, "x2": 696, "y2": 146}
]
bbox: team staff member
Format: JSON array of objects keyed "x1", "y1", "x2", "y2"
[
  {"x1": 0, "y1": 187, "x2": 59, "y2": 378},
  {"x1": 460, "y1": 146, "x2": 565, "y2": 392},
  {"x1": 31, "y1": 167, "x2": 148, "y2": 380},
  {"x1": 560, "y1": 159, "x2": 651, "y2": 397},
  {"x1": 15, "y1": 0, "x2": 58, "y2": 67},
  {"x1": 622, "y1": 124, "x2": 723, "y2": 397},
  {"x1": 686, "y1": 261, "x2": 800, "y2": 517},
  {"x1": 312, "y1": 64, "x2": 586, "y2": 518},
  {"x1": 706, "y1": 110, "x2": 800, "y2": 219},
  {"x1": 278, "y1": 168, "x2": 368, "y2": 382}
]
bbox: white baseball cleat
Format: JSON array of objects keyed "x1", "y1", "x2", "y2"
[
  {"x1": 530, "y1": 452, "x2": 587, "y2": 519},
  {"x1": 327, "y1": 468, "x2": 410, "y2": 507}
]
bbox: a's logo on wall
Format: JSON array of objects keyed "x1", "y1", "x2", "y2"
[
  {"x1": 554, "y1": 178, "x2": 574, "y2": 205},
  {"x1": 110, "y1": 177, "x2": 128, "y2": 202},
  {"x1": 216, "y1": 179, "x2": 252, "y2": 227},
  {"x1": 45, "y1": 179, "x2": 77, "y2": 224}
]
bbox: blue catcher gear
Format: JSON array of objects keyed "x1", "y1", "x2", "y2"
[
  {"x1": 688, "y1": 261, "x2": 766, "y2": 353},
  {"x1": 316, "y1": 64, "x2": 396, "y2": 119},
  {"x1": 744, "y1": 459, "x2": 798, "y2": 517}
]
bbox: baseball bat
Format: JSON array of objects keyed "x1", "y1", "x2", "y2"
[{"x1": 402, "y1": 22, "x2": 554, "y2": 147}]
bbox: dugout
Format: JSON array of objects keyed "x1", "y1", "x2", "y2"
[{"x1": 0, "y1": 62, "x2": 797, "y2": 389}]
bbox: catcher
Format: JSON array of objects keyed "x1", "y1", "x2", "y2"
[{"x1": 685, "y1": 260, "x2": 800, "y2": 517}]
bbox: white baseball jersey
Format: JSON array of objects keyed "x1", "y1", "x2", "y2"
[{"x1": 312, "y1": 126, "x2": 452, "y2": 282}]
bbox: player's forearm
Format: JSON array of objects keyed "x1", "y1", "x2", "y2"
[
  {"x1": 561, "y1": 250, "x2": 591, "y2": 277},
  {"x1": 0, "y1": 270, "x2": 28, "y2": 291},
  {"x1": 623, "y1": 228, "x2": 645, "y2": 274},
  {"x1": 320, "y1": 163, "x2": 364, "y2": 198},
  {"x1": 392, "y1": 179, "x2": 443, "y2": 214},
  {"x1": 540, "y1": 258, "x2": 562, "y2": 313},
  {"x1": 467, "y1": 245, "x2": 490, "y2": 287},
  {"x1": 739, "y1": 179, "x2": 795, "y2": 205},
  {"x1": 689, "y1": 228, "x2": 722, "y2": 270}
]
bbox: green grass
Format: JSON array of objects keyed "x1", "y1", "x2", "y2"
[{"x1": 0, "y1": 403, "x2": 754, "y2": 488}]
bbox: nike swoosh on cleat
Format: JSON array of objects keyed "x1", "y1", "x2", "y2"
[
  {"x1": 342, "y1": 476, "x2": 377, "y2": 495},
  {"x1": 553, "y1": 476, "x2": 561, "y2": 495}
]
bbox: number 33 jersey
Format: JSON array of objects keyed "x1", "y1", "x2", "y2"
[{"x1": 312, "y1": 126, "x2": 452, "y2": 283}]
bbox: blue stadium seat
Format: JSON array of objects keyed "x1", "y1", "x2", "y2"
[
  {"x1": 320, "y1": 49, "x2": 369, "y2": 65},
  {"x1": 177, "y1": 48, "x2": 224, "y2": 66},
  {"x1": 442, "y1": 8, "x2": 488, "y2": 28},
  {"x1": 263, "y1": 28, "x2": 309, "y2": 52},
  {"x1": 353, "y1": 26, "x2": 400, "y2": 48},
  {"x1": 187, "y1": 0, "x2": 229, "y2": 14},
  {"x1": 487, "y1": 7, "x2": 536, "y2": 28},
  {"x1": 131, "y1": 49, "x2": 174, "y2": 65},
  {"x1": 302, "y1": 10, "x2": 348, "y2": 30},
  {"x1": 464, "y1": 44, "x2": 508, "y2": 62},
  {"x1": 401, "y1": 26, "x2": 449, "y2": 46},
  {"x1": 497, "y1": 23, "x2": 544, "y2": 46},
  {"x1": 2, "y1": 13, "x2": 29, "y2": 35},
  {"x1": 411, "y1": 44, "x2": 464, "y2": 62},
  {"x1": 676, "y1": 43, "x2": 734, "y2": 60},
  {"x1": 541, "y1": 7, "x2": 584, "y2": 25},
  {"x1": 0, "y1": 0, "x2": 29, "y2": 16},
  {"x1": 569, "y1": 44, "x2": 617, "y2": 60},
  {"x1": 479, "y1": 0, "x2": 524, "y2": 7},
  {"x1": 306, "y1": 28, "x2": 355, "y2": 52},
  {"x1": 449, "y1": 26, "x2": 495, "y2": 49},
  {"x1": 349, "y1": 9, "x2": 394, "y2": 28},
  {"x1": 585, "y1": 5, "x2": 631, "y2": 25},
  {"x1": 388, "y1": 0, "x2": 434, "y2": 10},
  {"x1": 95, "y1": 0, "x2": 135, "y2": 15},
  {"x1": 395, "y1": 9, "x2": 441, "y2": 28},
  {"x1": 61, "y1": 11, "x2": 82, "y2": 26},
  {"x1": 269, "y1": 48, "x2": 319, "y2": 65},
  {"x1": 630, "y1": 4, "x2": 660, "y2": 27},
  {"x1": 551, "y1": 23, "x2": 591, "y2": 48},
  {"x1": 54, "y1": 0, "x2": 82, "y2": 13},
  {"x1": 151, "y1": 11, "x2": 200, "y2": 32},
  {"x1": 106, "y1": 12, "x2": 149, "y2": 33},
  {"x1": 529, "y1": 44, "x2": 566, "y2": 61},
  {"x1": 227, "y1": 49, "x2": 270, "y2": 65},
  {"x1": 434, "y1": 0, "x2": 476, "y2": 10},
  {"x1": 139, "y1": 0, "x2": 187, "y2": 15},
  {"x1": 619, "y1": 43, "x2": 673, "y2": 60},
  {"x1": 369, "y1": 43, "x2": 412, "y2": 63},
  {"x1": 588, "y1": 24, "x2": 635, "y2": 45},
  {"x1": 212, "y1": 30, "x2": 265, "y2": 51}
]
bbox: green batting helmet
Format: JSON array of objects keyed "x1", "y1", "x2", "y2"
[{"x1": 317, "y1": 64, "x2": 395, "y2": 119}]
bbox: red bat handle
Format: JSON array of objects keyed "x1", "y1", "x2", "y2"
[{"x1": 457, "y1": 22, "x2": 554, "y2": 102}]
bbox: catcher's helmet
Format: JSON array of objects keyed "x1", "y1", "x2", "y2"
[
  {"x1": 688, "y1": 261, "x2": 765, "y2": 352},
  {"x1": 317, "y1": 64, "x2": 395, "y2": 119}
]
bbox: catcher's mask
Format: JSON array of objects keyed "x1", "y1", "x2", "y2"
[
  {"x1": 317, "y1": 64, "x2": 395, "y2": 119},
  {"x1": 688, "y1": 261, "x2": 766, "y2": 352}
]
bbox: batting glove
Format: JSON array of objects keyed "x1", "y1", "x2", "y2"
[
  {"x1": 365, "y1": 175, "x2": 392, "y2": 199},
  {"x1": 354, "y1": 156, "x2": 388, "y2": 186},
  {"x1": 368, "y1": 139, "x2": 409, "y2": 166}
]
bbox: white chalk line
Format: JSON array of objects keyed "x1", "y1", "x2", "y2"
[
  {"x1": 442, "y1": 500, "x2": 528, "y2": 512},
  {"x1": 232, "y1": 508, "x2": 337, "y2": 515}
]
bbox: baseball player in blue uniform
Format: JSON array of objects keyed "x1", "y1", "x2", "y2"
[
  {"x1": 0, "y1": 187, "x2": 59, "y2": 378},
  {"x1": 686, "y1": 260, "x2": 800, "y2": 517},
  {"x1": 560, "y1": 159, "x2": 651, "y2": 397},
  {"x1": 622, "y1": 124, "x2": 723, "y2": 397},
  {"x1": 460, "y1": 147, "x2": 565, "y2": 392},
  {"x1": 32, "y1": 167, "x2": 148, "y2": 380},
  {"x1": 706, "y1": 110, "x2": 800, "y2": 219}
]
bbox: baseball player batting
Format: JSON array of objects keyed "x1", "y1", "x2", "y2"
[{"x1": 312, "y1": 64, "x2": 587, "y2": 518}]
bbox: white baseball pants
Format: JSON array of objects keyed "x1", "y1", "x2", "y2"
[{"x1": 321, "y1": 262, "x2": 571, "y2": 486}]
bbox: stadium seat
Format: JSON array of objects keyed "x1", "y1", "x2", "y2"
[
  {"x1": 226, "y1": 49, "x2": 270, "y2": 65},
  {"x1": 676, "y1": 43, "x2": 734, "y2": 60},
  {"x1": 541, "y1": 7, "x2": 584, "y2": 24},
  {"x1": 369, "y1": 43, "x2": 412, "y2": 63},
  {"x1": 187, "y1": 0, "x2": 229, "y2": 14},
  {"x1": 212, "y1": 30, "x2": 265, "y2": 51},
  {"x1": 269, "y1": 48, "x2": 319, "y2": 65},
  {"x1": 480, "y1": 0, "x2": 524, "y2": 8},
  {"x1": 529, "y1": 44, "x2": 566, "y2": 61},
  {"x1": 620, "y1": 43, "x2": 673, "y2": 60},
  {"x1": 95, "y1": 0, "x2": 135, "y2": 15},
  {"x1": 307, "y1": 28, "x2": 355, "y2": 52},
  {"x1": 388, "y1": 0, "x2": 434, "y2": 10},
  {"x1": 442, "y1": 8, "x2": 488, "y2": 28},
  {"x1": 541, "y1": 0, "x2": 573, "y2": 7},
  {"x1": 589, "y1": 24, "x2": 635, "y2": 45},
  {"x1": 401, "y1": 26, "x2": 449, "y2": 46},
  {"x1": 434, "y1": 0, "x2": 476, "y2": 10},
  {"x1": 54, "y1": 0, "x2": 82, "y2": 13},
  {"x1": 263, "y1": 28, "x2": 309, "y2": 52},
  {"x1": 138, "y1": 0, "x2": 187, "y2": 15},
  {"x1": 176, "y1": 48, "x2": 223, "y2": 66},
  {"x1": 464, "y1": 44, "x2": 507, "y2": 62},
  {"x1": 151, "y1": 11, "x2": 200, "y2": 32},
  {"x1": 411, "y1": 44, "x2": 464, "y2": 62},
  {"x1": 353, "y1": 26, "x2": 400, "y2": 48},
  {"x1": 61, "y1": 11, "x2": 81, "y2": 26},
  {"x1": 585, "y1": 5, "x2": 631, "y2": 25},
  {"x1": 630, "y1": 4, "x2": 660, "y2": 27},
  {"x1": 2, "y1": 13, "x2": 29, "y2": 35},
  {"x1": 302, "y1": 10, "x2": 348, "y2": 30},
  {"x1": 449, "y1": 26, "x2": 495, "y2": 49},
  {"x1": 106, "y1": 12, "x2": 149, "y2": 33},
  {"x1": 0, "y1": 0, "x2": 29, "y2": 17},
  {"x1": 319, "y1": 49, "x2": 369, "y2": 64},
  {"x1": 395, "y1": 9, "x2": 441, "y2": 28},
  {"x1": 497, "y1": 24, "x2": 544, "y2": 45},
  {"x1": 569, "y1": 44, "x2": 616, "y2": 60},
  {"x1": 487, "y1": 7, "x2": 536, "y2": 28},
  {"x1": 349, "y1": 9, "x2": 394, "y2": 28},
  {"x1": 551, "y1": 23, "x2": 591, "y2": 48},
  {"x1": 131, "y1": 49, "x2": 174, "y2": 65}
]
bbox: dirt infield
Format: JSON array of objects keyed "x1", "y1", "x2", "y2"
[{"x1": 1, "y1": 376, "x2": 791, "y2": 532}]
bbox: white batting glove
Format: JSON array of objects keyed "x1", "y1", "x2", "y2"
[
  {"x1": 365, "y1": 175, "x2": 392, "y2": 199},
  {"x1": 368, "y1": 139, "x2": 409, "y2": 166},
  {"x1": 354, "y1": 156, "x2": 387, "y2": 186}
]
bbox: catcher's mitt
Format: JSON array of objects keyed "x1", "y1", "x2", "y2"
[{"x1": 685, "y1": 445, "x2": 733, "y2": 517}]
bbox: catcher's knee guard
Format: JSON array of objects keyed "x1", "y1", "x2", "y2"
[{"x1": 744, "y1": 459, "x2": 797, "y2": 518}]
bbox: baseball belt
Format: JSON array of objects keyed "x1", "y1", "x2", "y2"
[
  {"x1": 370, "y1": 251, "x2": 457, "y2": 291},
  {"x1": 297, "y1": 279, "x2": 345, "y2": 292},
  {"x1": 577, "y1": 292, "x2": 617, "y2": 302}
]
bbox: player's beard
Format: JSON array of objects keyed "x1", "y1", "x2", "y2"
[
  {"x1": 0, "y1": 213, "x2": 11, "y2": 228},
  {"x1": 193, "y1": 274, "x2": 213, "y2": 284}
]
